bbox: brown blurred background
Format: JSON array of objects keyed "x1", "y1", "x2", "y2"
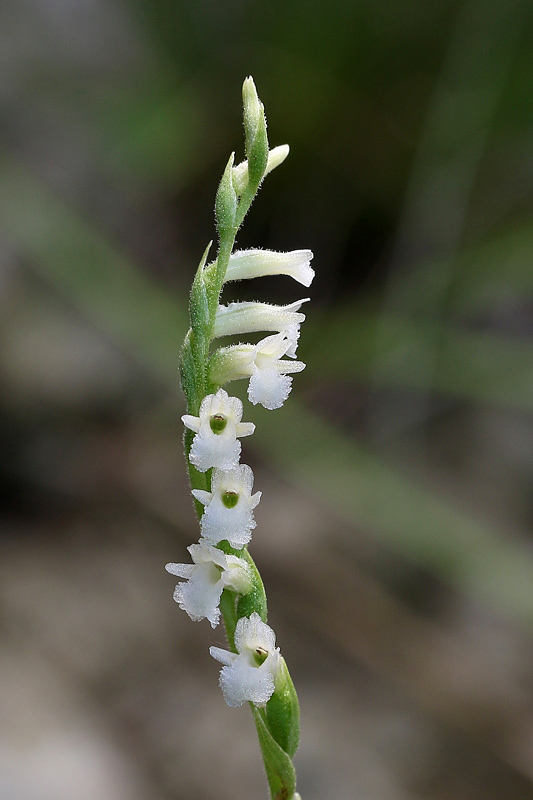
[{"x1": 1, "y1": 1, "x2": 533, "y2": 798}]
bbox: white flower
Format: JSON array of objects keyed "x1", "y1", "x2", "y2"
[
  {"x1": 182, "y1": 389, "x2": 255, "y2": 473},
  {"x1": 213, "y1": 299, "x2": 309, "y2": 359},
  {"x1": 210, "y1": 612, "x2": 280, "y2": 707},
  {"x1": 223, "y1": 249, "x2": 314, "y2": 288},
  {"x1": 165, "y1": 541, "x2": 252, "y2": 628},
  {"x1": 209, "y1": 333, "x2": 305, "y2": 410},
  {"x1": 192, "y1": 465, "x2": 261, "y2": 548}
]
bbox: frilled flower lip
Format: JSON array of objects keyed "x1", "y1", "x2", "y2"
[
  {"x1": 182, "y1": 388, "x2": 255, "y2": 473},
  {"x1": 166, "y1": 540, "x2": 252, "y2": 628},
  {"x1": 192, "y1": 465, "x2": 262, "y2": 548},
  {"x1": 245, "y1": 333, "x2": 306, "y2": 410},
  {"x1": 210, "y1": 612, "x2": 280, "y2": 707}
]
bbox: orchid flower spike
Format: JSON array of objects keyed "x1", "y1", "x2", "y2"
[
  {"x1": 210, "y1": 332, "x2": 305, "y2": 410},
  {"x1": 166, "y1": 541, "x2": 252, "y2": 628},
  {"x1": 176, "y1": 77, "x2": 305, "y2": 800},
  {"x1": 213, "y1": 298, "x2": 309, "y2": 358},
  {"x1": 223, "y1": 249, "x2": 314, "y2": 288},
  {"x1": 192, "y1": 464, "x2": 261, "y2": 548},
  {"x1": 182, "y1": 388, "x2": 255, "y2": 473},
  {"x1": 210, "y1": 612, "x2": 280, "y2": 707}
]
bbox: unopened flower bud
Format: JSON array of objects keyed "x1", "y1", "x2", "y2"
[
  {"x1": 242, "y1": 76, "x2": 268, "y2": 189},
  {"x1": 215, "y1": 152, "x2": 237, "y2": 236}
]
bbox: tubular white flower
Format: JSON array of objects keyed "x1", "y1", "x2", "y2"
[
  {"x1": 192, "y1": 465, "x2": 261, "y2": 548},
  {"x1": 232, "y1": 144, "x2": 290, "y2": 195},
  {"x1": 210, "y1": 612, "x2": 280, "y2": 707},
  {"x1": 210, "y1": 333, "x2": 305, "y2": 410},
  {"x1": 213, "y1": 298, "x2": 309, "y2": 358},
  {"x1": 182, "y1": 388, "x2": 255, "y2": 472},
  {"x1": 166, "y1": 541, "x2": 252, "y2": 628},
  {"x1": 223, "y1": 249, "x2": 314, "y2": 288}
]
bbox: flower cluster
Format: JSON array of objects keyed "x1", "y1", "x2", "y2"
[
  {"x1": 168, "y1": 242, "x2": 313, "y2": 705},
  {"x1": 168, "y1": 78, "x2": 310, "y2": 792}
]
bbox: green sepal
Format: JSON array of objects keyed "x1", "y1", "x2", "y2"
[
  {"x1": 266, "y1": 657, "x2": 300, "y2": 758},
  {"x1": 252, "y1": 705, "x2": 297, "y2": 800},
  {"x1": 215, "y1": 153, "x2": 237, "y2": 238}
]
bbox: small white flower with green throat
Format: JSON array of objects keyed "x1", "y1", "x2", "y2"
[
  {"x1": 192, "y1": 464, "x2": 261, "y2": 548},
  {"x1": 182, "y1": 388, "x2": 255, "y2": 473},
  {"x1": 210, "y1": 612, "x2": 280, "y2": 707}
]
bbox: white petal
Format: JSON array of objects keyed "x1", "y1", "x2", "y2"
[
  {"x1": 222, "y1": 556, "x2": 253, "y2": 594},
  {"x1": 219, "y1": 661, "x2": 275, "y2": 707},
  {"x1": 199, "y1": 389, "x2": 244, "y2": 423},
  {"x1": 211, "y1": 464, "x2": 255, "y2": 495},
  {"x1": 190, "y1": 432, "x2": 241, "y2": 472},
  {"x1": 235, "y1": 421, "x2": 255, "y2": 437},
  {"x1": 210, "y1": 646, "x2": 238, "y2": 667},
  {"x1": 255, "y1": 331, "x2": 292, "y2": 360},
  {"x1": 284, "y1": 323, "x2": 300, "y2": 358},
  {"x1": 234, "y1": 612, "x2": 276, "y2": 654},
  {"x1": 191, "y1": 489, "x2": 212, "y2": 506},
  {"x1": 173, "y1": 564, "x2": 224, "y2": 627},
  {"x1": 248, "y1": 366, "x2": 292, "y2": 409},
  {"x1": 181, "y1": 414, "x2": 201, "y2": 433},
  {"x1": 276, "y1": 359, "x2": 306, "y2": 375},
  {"x1": 213, "y1": 299, "x2": 307, "y2": 341},
  {"x1": 165, "y1": 562, "x2": 194, "y2": 579},
  {"x1": 200, "y1": 498, "x2": 256, "y2": 547},
  {"x1": 196, "y1": 541, "x2": 228, "y2": 569},
  {"x1": 249, "y1": 491, "x2": 262, "y2": 510}
]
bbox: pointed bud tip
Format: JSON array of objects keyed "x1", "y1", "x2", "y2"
[
  {"x1": 242, "y1": 77, "x2": 263, "y2": 139},
  {"x1": 242, "y1": 76, "x2": 260, "y2": 107},
  {"x1": 243, "y1": 75, "x2": 257, "y2": 91}
]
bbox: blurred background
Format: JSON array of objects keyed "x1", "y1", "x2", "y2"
[{"x1": 1, "y1": 1, "x2": 533, "y2": 798}]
